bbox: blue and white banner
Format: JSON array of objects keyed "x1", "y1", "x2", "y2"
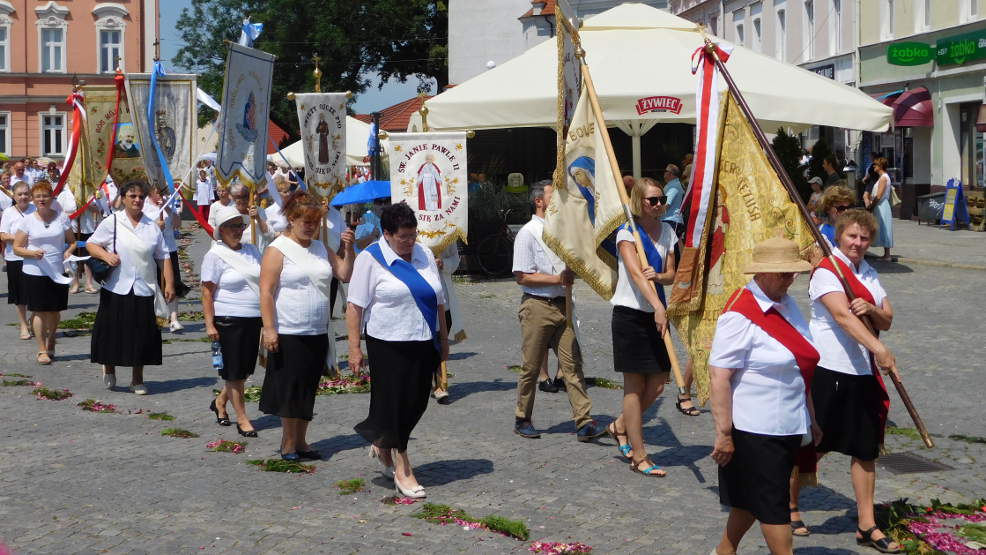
[
  {"x1": 293, "y1": 92, "x2": 347, "y2": 198},
  {"x1": 216, "y1": 43, "x2": 276, "y2": 190}
]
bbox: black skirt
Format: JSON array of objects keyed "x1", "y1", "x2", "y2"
[
  {"x1": 718, "y1": 428, "x2": 801, "y2": 525},
  {"x1": 90, "y1": 288, "x2": 162, "y2": 366},
  {"x1": 215, "y1": 316, "x2": 262, "y2": 381},
  {"x1": 6, "y1": 260, "x2": 25, "y2": 305},
  {"x1": 611, "y1": 305, "x2": 671, "y2": 374},
  {"x1": 354, "y1": 335, "x2": 438, "y2": 452},
  {"x1": 259, "y1": 333, "x2": 328, "y2": 421},
  {"x1": 21, "y1": 273, "x2": 69, "y2": 312},
  {"x1": 168, "y1": 251, "x2": 191, "y2": 299},
  {"x1": 76, "y1": 233, "x2": 92, "y2": 258},
  {"x1": 812, "y1": 366, "x2": 883, "y2": 461}
]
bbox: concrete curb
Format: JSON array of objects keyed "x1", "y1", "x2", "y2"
[{"x1": 894, "y1": 256, "x2": 986, "y2": 271}]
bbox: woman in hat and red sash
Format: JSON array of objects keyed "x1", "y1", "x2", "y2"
[
  {"x1": 709, "y1": 237, "x2": 821, "y2": 555},
  {"x1": 794, "y1": 209, "x2": 900, "y2": 553}
]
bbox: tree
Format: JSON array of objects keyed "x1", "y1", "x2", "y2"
[
  {"x1": 771, "y1": 128, "x2": 809, "y2": 202},
  {"x1": 174, "y1": 0, "x2": 448, "y2": 132}
]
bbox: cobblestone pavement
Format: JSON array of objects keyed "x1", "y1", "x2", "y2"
[{"x1": 0, "y1": 226, "x2": 982, "y2": 554}]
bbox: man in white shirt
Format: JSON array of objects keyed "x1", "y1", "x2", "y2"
[
  {"x1": 230, "y1": 183, "x2": 270, "y2": 248},
  {"x1": 511, "y1": 180, "x2": 604, "y2": 441},
  {"x1": 12, "y1": 162, "x2": 34, "y2": 187}
]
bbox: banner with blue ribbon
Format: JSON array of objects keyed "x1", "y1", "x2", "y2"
[{"x1": 147, "y1": 61, "x2": 176, "y2": 193}]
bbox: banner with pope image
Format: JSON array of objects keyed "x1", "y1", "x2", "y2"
[
  {"x1": 294, "y1": 92, "x2": 347, "y2": 198},
  {"x1": 216, "y1": 43, "x2": 275, "y2": 190},
  {"x1": 125, "y1": 73, "x2": 197, "y2": 191},
  {"x1": 387, "y1": 132, "x2": 468, "y2": 255}
]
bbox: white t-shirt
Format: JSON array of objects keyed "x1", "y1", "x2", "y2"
[
  {"x1": 273, "y1": 239, "x2": 330, "y2": 335},
  {"x1": 265, "y1": 203, "x2": 287, "y2": 234},
  {"x1": 200, "y1": 243, "x2": 262, "y2": 318},
  {"x1": 348, "y1": 239, "x2": 446, "y2": 342},
  {"x1": 808, "y1": 248, "x2": 887, "y2": 376},
  {"x1": 1, "y1": 204, "x2": 35, "y2": 261},
  {"x1": 511, "y1": 216, "x2": 565, "y2": 299},
  {"x1": 16, "y1": 213, "x2": 71, "y2": 277},
  {"x1": 195, "y1": 177, "x2": 214, "y2": 206},
  {"x1": 708, "y1": 280, "x2": 813, "y2": 436},
  {"x1": 610, "y1": 223, "x2": 677, "y2": 312}
]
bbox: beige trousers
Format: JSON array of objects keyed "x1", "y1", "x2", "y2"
[{"x1": 515, "y1": 295, "x2": 592, "y2": 429}]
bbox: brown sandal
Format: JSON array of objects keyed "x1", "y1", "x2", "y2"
[
  {"x1": 606, "y1": 422, "x2": 633, "y2": 459},
  {"x1": 629, "y1": 459, "x2": 666, "y2": 477}
]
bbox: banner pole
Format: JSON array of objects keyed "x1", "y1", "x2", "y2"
[
  {"x1": 708, "y1": 44, "x2": 932, "y2": 448},
  {"x1": 578, "y1": 61, "x2": 685, "y2": 389}
]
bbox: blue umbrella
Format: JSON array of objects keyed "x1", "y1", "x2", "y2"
[{"x1": 330, "y1": 180, "x2": 391, "y2": 207}]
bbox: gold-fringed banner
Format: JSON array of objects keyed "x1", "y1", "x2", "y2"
[
  {"x1": 216, "y1": 43, "x2": 276, "y2": 190},
  {"x1": 124, "y1": 73, "x2": 197, "y2": 191},
  {"x1": 294, "y1": 92, "x2": 347, "y2": 199},
  {"x1": 84, "y1": 84, "x2": 145, "y2": 186}
]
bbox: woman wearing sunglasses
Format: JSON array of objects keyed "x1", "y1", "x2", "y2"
[
  {"x1": 817, "y1": 186, "x2": 855, "y2": 248},
  {"x1": 605, "y1": 177, "x2": 677, "y2": 477}
]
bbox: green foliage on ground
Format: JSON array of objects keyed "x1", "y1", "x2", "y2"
[
  {"x1": 412, "y1": 503, "x2": 529, "y2": 540},
  {"x1": 58, "y1": 312, "x2": 98, "y2": 330},
  {"x1": 336, "y1": 478, "x2": 366, "y2": 495},
  {"x1": 147, "y1": 412, "x2": 175, "y2": 421},
  {"x1": 247, "y1": 459, "x2": 316, "y2": 474},
  {"x1": 161, "y1": 428, "x2": 199, "y2": 438}
]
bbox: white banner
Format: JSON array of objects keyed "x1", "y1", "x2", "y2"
[
  {"x1": 294, "y1": 92, "x2": 347, "y2": 198},
  {"x1": 124, "y1": 73, "x2": 197, "y2": 191},
  {"x1": 387, "y1": 132, "x2": 468, "y2": 255},
  {"x1": 216, "y1": 43, "x2": 276, "y2": 189}
]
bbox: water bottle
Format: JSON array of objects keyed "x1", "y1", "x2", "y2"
[{"x1": 211, "y1": 341, "x2": 224, "y2": 372}]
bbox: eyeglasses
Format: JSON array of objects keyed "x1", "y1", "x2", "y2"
[
  {"x1": 835, "y1": 205, "x2": 850, "y2": 213},
  {"x1": 644, "y1": 196, "x2": 668, "y2": 207}
]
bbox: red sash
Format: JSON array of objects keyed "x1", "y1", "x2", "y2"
[
  {"x1": 812, "y1": 256, "x2": 891, "y2": 442},
  {"x1": 723, "y1": 287, "x2": 820, "y2": 475}
]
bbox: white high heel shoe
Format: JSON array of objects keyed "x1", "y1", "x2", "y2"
[
  {"x1": 394, "y1": 477, "x2": 426, "y2": 499},
  {"x1": 368, "y1": 446, "x2": 395, "y2": 478}
]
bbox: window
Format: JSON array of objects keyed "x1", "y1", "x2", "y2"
[
  {"x1": 0, "y1": 112, "x2": 9, "y2": 156},
  {"x1": 882, "y1": 0, "x2": 894, "y2": 40},
  {"x1": 751, "y1": 2, "x2": 763, "y2": 52},
  {"x1": 99, "y1": 30, "x2": 122, "y2": 73},
  {"x1": 41, "y1": 27, "x2": 64, "y2": 73},
  {"x1": 0, "y1": 24, "x2": 8, "y2": 72},
  {"x1": 41, "y1": 113, "x2": 65, "y2": 156},
  {"x1": 733, "y1": 9, "x2": 745, "y2": 46},
  {"x1": 963, "y1": 0, "x2": 978, "y2": 20},
  {"x1": 830, "y1": 0, "x2": 842, "y2": 55},
  {"x1": 803, "y1": 0, "x2": 814, "y2": 61},
  {"x1": 917, "y1": 0, "x2": 931, "y2": 30},
  {"x1": 776, "y1": 3, "x2": 787, "y2": 61}
]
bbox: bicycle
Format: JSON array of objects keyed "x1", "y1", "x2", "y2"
[{"x1": 475, "y1": 208, "x2": 518, "y2": 277}]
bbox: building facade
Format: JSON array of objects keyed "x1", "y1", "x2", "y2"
[{"x1": 0, "y1": 0, "x2": 158, "y2": 160}]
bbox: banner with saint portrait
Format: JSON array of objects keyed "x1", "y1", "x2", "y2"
[
  {"x1": 124, "y1": 73, "x2": 197, "y2": 191},
  {"x1": 216, "y1": 43, "x2": 276, "y2": 190},
  {"x1": 293, "y1": 92, "x2": 347, "y2": 199},
  {"x1": 83, "y1": 83, "x2": 145, "y2": 186},
  {"x1": 387, "y1": 132, "x2": 468, "y2": 255},
  {"x1": 554, "y1": 0, "x2": 582, "y2": 180}
]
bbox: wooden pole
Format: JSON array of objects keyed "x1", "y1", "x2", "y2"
[
  {"x1": 249, "y1": 188, "x2": 257, "y2": 245},
  {"x1": 579, "y1": 62, "x2": 685, "y2": 389},
  {"x1": 709, "y1": 46, "x2": 933, "y2": 448}
]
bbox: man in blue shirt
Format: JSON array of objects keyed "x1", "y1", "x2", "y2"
[{"x1": 662, "y1": 164, "x2": 685, "y2": 236}]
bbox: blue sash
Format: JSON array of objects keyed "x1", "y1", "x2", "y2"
[
  {"x1": 619, "y1": 222, "x2": 666, "y2": 307},
  {"x1": 366, "y1": 242, "x2": 439, "y2": 348}
]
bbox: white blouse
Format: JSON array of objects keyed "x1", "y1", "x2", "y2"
[
  {"x1": 610, "y1": 224, "x2": 677, "y2": 313},
  {"x1": 16, "y1": 213, "x2": 71, "y2": 277},
  {"x1": 708, "y1": 280, "x2": 813, "y2": 437},
  {"x1": 809, "y1": 247, "x2": 887, "y2": 376},
  {"x1": 142, "y1": 203, "x2": 177, "y2": 253},
  {"x1": 273, "y1": 239, "x2": 330, "y2": 335},
  {"x1": 265, "y1": 203, "x2": 287, "y2": 234},
  {"x1": 200, "y1": 244, "x2": 262, "y2": 318},
  {"x1": 88, "y1": 213, "x2": 168, "y2": 297},
  {"x1": 1, "y1": 204, "x2": 35, "y2": 261},
  {"x1": 348, "y1": 238, "x2": 446, "y2": 342}
]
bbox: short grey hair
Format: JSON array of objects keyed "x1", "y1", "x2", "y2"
[
  {"x1": 529, "y1": 179, "x2": 552, "y2": 204},
  {"x1": 230, "y1": 183, "x2": 248, "y2": 197}
]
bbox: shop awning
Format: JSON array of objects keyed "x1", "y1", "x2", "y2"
[
  {"x1": 871, "y1": 90, "x2": 904, "y2": 106},
  {"x1": 892, "y1": 87, "x2": 933, "y2": 127}
]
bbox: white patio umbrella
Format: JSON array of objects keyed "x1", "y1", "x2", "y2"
[
  {"x1": 412, "y1": 3, "x2": 892, "y2": 176},
  {"x1": 269, "y1": 116, "x2": 389, "y2": 168}
]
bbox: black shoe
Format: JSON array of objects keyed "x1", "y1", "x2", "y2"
[
  {"x1": 209, "y1": 399, "x2": 231, "y2": 426},
  {"x1": 553, "y1": 377, "x2": 567, "y2": 391},
  {"x1": 297, "y1": 449, "x2": 322, "y2": 460},
  {"x1": 436, "y1": 393, "x2": 452, "y2": 405},
  {"x1": 514, "y1": 420, "x2": 541, "y2": 439},
  {"x1": 281, "y1": 452, "x2": 301, "y2": 462},
  {"x1": 576, "y1": 421, "x2": 607, "y2": 442},
  {"x1": 538, "y1": 379, "x2": 559, "y2": 393},
  {"x1": 236, "y1": 424, "x2": 258, "y2": 438}
]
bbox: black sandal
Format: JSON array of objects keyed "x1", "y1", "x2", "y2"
[
  {"x1": 856, "y1": 526, "x2": 902, "y2": 553},
  {"x1": 789, "y1": 507, "x2": 810, "y2": 536},
  {"x1": 675, "y1": 394, "x2": 701, "y2": 416},
  {"x1": 209, "y1": 399, "x2": 231, "y2": 426}
]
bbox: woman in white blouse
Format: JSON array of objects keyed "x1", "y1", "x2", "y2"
[
  {"x1": 348, "y1": 202, "x2": 448, "y2": 499},
  {"x1": 791, "y1": 209, "x2": 901, "y2": 554},
  {"x1": 146, "y1": 186, "x2": 190, "y2": 332},
  {"x1": 86, "y1": 181, "x2": 175, "y2": 395},
  {"x1": 259, "y1": 191, "x2": 354, "y2": 462},
  {"x1": 1, "y1": 181, "x2": 36, "y2": 340},
  {"x1": 263, "y1": 174, "x2": 293, "y2": 235},
  {"x1": 709, "y1": 237, "x2": 819, "y2": 555},
  {"x1": 605, "y1": 178, "x2": 677, "y2": 477},
  {"x1": 202, "y1": 206, "x2": 263, "y2": 437},
  {"x1": 12, "y1": 181, "x2": 75, "y2": 364}
]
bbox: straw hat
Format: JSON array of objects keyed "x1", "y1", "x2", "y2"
[
  {"x1": 742, "y1": 237, "x2": 812, "y2": 274},
  {"x1": 213, "y1": 205, "x2": 247, "y2": 240}
]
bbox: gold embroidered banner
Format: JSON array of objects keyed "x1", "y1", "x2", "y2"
[
  {"x1": 668, "y1": 91, "x2": 815, "y2": 404},
  {"x1": 84, "y1": 85, "x2": 146, "y2": 186},
  {"x1": 294, "y1": 92, "x2": 347, "y2": 199},
  {"x1": 125, "y1": 73, "x2": 197, "y2": 191}
]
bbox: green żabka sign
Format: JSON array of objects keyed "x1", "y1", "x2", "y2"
[
  {"x1": 888, "y1": 42, "x2": 933, "y2": 65},
  {"x1": 936, "y1": 29, "x2": 986, "y2": 66}
]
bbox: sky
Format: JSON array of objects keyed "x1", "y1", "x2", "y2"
[{"x1": 158, "y1": 1, "x2": 429, "y2": 114}]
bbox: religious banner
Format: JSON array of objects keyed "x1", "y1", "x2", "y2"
[
  {"x1": 84, "y1": 83, "x2": 145, "y2": 186},
  {"x1": 543, "y1": 83, "x2": 626, "y2": 299},
  {"x1": 387, "y1": 132, "x2": 468, "y2": 254},
  {"x1": 555, "y1": 0, "x2": 582, "y2": 181},
  {"x1": 216, "y1": 43, "x2": 276, "y2": 190},
  {"x1": 125, "y1": 72, "x2": 197, "y2": 191},
  {"x1": 293, "y1": 92, "x2": 347, "y2": 198},
  {"x1": 667, "y1": 90, "x2": 815, "y2": 404}
]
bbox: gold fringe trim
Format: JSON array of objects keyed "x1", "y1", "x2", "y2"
[
  {"x1": 542, "y1": 230, "x2": 616, "y2": 300},
  {"x1": 426, "y1": 228, "x2": 467, "y2": 259},
  {"x1": 214, "y1": 168, "x2": 267, "y2": 192},
  {"x1": 452, "y1": 330, "x2": 467, "y2": 344}
]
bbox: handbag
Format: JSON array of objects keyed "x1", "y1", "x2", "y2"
[
  {"x1": 88, "y1": 214, "x2": 117, "y2": 283},
  {"x1": 890, "y1": 185, "x2": 902, "y2": 208}
]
